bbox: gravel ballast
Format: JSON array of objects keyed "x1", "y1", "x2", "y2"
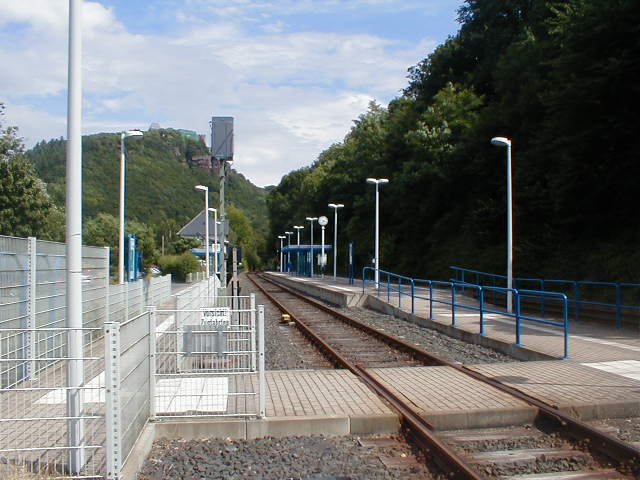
[
  {"x1": 138, "y1": 435, "x2": 436, "y2": 480},
  {"x1": 343, "y1": 307, "x2": 516, "y2": 364},
  {"x1": 239, "y1": 275, "x2": 332, "y2": 370}
]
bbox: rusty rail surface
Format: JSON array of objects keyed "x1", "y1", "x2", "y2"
[{"x1": 250, "y1": 273, "x2": 640, "y2": 475}]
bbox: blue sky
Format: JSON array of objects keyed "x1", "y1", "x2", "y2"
[{"x1": 0, "y1": 0, "x2": 463, "y2": 186}]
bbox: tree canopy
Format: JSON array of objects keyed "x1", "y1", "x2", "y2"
[{"x1": 268, "y1": 0, "x2": 640, "y2": 282}]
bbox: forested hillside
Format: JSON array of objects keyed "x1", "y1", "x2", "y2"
[
  {"x1": 268, "y1": 0, "x2": 640, "y2": 281},
  {"x1": 26, "y1": 128, "x2": 268, "y2": 269}
]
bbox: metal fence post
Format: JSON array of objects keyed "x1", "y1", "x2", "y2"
[
  {"x1": 615, "y1": 283, "x2": 622, "y2": 329},
  {"x1": 429, "y1": 281, "x2": 433, "y2": 320},
  {"x1": 451, "y1": 284, "x2": 456, "y2": 326},
  {"x1": 574, "y1": 282, "x2": 580, "y2": 322},
  {"x1": 26, "y1": 236, "x2": 37, "y2": 379},
  {"x1": 148, "y1": 307, "x2": 156, "y2": 419},
  {"x1": 562, "y1": 295, "x2": 569, "y2": 359},
  {"x1": 410, "y1": 279, "x2": 415, "y2": 315},
  {"x1": 258, "y1": 305, "x2": 266, "y2": 418},
  {"x1": 479, "y1": 287, "x2": 485, "y2": 336},
  {"x1": 515, "y1": 292, "x2": 522, "y2": 345},
  {"x1": 105, "y1": 321, "x2": 122, "y2": 480},
  {"x1": 250, "y1": 293, "x2": 256, "y2": 370}
]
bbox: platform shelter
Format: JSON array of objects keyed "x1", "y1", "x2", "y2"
[{"x1": 282, "y1": 244, "x2": 333, "y2": 276}]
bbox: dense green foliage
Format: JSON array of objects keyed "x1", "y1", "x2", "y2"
[
  {"x1": 268, "y1": 0, "x2": 640, "y2": 281},
  {"x1": 27, "y1": 128, "x2": 268, "y2": 271},
  {"x1": 0, "y1": 104, "x2": 64, "y2": 240},
  {"x1": 158, "y1": 253, "x2": 201, "y2": 282}
]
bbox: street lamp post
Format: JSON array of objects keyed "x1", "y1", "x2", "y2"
[
  {"x1": 305, "y1": 217, "x2": 318, "y2": 277},
  {"x1": 328, "y1": 203, "x2": 344, "y2": 279},
  {"x1": 491, "y1": 136, "x2": 514, "y2": 313},
  {"x1": 293, "y1": 225, "x2": 304, "y2": 275},
  {"x1": 118, "y1": 129, "x2": 143, "y2": 284},
  {"x1": 278, "y1": 235, "x2": 286, "y2": 272},
  {"x1": 318, "y1": 216, "x2": 328, "y2": 279},
  {"x1": 285, "y1": 231, "x2": 293, "y2": 272},
  {"x1": 208, "y1": 207, "x2": 218, "y2": 284},
  {"x1": 366, "y1": 178, "x2": 389, "y2": 287}
]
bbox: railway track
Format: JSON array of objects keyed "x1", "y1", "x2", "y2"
[{"x1": 248, "y1": 272, "x2": 640, "y2": 480}]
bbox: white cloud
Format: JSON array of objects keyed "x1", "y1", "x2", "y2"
[{"x1": 0, "y1": 0, "x2": 446, "y2": 186}]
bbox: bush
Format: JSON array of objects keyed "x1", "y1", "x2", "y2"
[{"x1": 158, "y1": 253, "x2": 200, "y2": 281}]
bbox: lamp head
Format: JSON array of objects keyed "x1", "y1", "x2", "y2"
[
  {"x1": 491, "y1": 136, "x2": 511, "y2": 147},
  {"x1": 278, "y1": 235, "x2": 286, "y2": 239},
  {"x1": 208, "y1": 207, "x2": 217, "y2": 213},
  {"x1": 285, "y1": 231, "x2": 293, "y2": 235},
  {"x1": 366, "y1": 178, "x2": 389, "y2": 185},
  {"x1": 294, "y1": 225, "x2": 304, "y2": 230},
  {"x1": 306, "y1": 217, "x2": 318, "y2": 222},
  {"x1": 195, "y1": 184, "x2": 208, "y2": 192}
]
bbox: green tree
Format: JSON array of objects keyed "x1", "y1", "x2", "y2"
[{"x1": 0, "y1": 104, "x2": 61, "y2": 240}]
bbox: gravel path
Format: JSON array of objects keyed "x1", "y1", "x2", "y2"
[
  {"x1": 239, "y1": 275, "x2": 332, "y2": 370},
  {"x1": 138, "y1": 435, "x2": 437, "y2": 480},
  {"x1": 342, "y1": 307, "x2": 516, "y2": 364}
]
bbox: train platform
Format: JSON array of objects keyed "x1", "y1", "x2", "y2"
[
  {"x1": 258, "y1": 272, "x2": 640, "y2": 423},
  {"x1": 264, "y1": 272, "x2": 640, "y2": 364}
]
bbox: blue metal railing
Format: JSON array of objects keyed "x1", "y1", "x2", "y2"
[
  {"x1": 450, "y1": 266, "x2": 640, "y2": 329},
  {"x1": 363, "y1": 267, "x2": 570, "y2": 358}
]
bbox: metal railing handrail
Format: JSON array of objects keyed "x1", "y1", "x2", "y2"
[
  {"x1": 450, "y1": 265, "x2": 640, "y2": 329},
  {"x1": 363, "y1": 267, "x2": 570, "y2": 358}
]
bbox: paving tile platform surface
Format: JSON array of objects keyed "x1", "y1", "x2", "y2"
[
  {"x1": 468, "y1": 361, "x2": 640, "y2": 418},
  {"x1": 367, "y1": 366, "x2": 535, "y2": 429},
  {"x1": 266, "y1": 369, "x2": 393, "y2": 417}
]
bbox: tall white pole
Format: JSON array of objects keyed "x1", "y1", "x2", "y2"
[
  {"x1": 374, "y1": 183, "x2": 380, "y2": 286},
  {"x1": 66, "y1": 0, "x2": 85, "y2": 472},
  {"x1": 118, "y1": 133, "x2": 125, "y2": 285},
  {"x1": 329, "y1": 204, "x2": 344, "y2": 280},
  {"x1": 293, "y1": 226, "x2": 304, "y2": 275},
  {"x1": 310, "y1": 221, "x2": 314, "y2": 277},
  {"x1": 491, "y1": 137, "x2": 513, "y2": 313},
  {"x1": 204, "y1": 193, "x2": 210, "y2": 279},
  {"x1": 219, "y1": 162, "x2": 227, "y2": 288},
  {"x1": 297, "y1": 228, "x2": 301, "y2": 275},
  {"x1": 279, "y1": 237, "x2": 284, "y2": 272},
  {"x1": 506, "y1": 143, "x2": 513, "y2": 313},
  {"x1": 333, "y1": 210, "x2": 338, "y2": 279},
  {"x1": 285, "y1": 231, "x2": 293, "y2": 272},
  {"x1": 213, "y1": 210, "x2": 218, "y2": 278},
  {"x1": 321, "y1": 226, "x2": 325, "y2": 279},
  {"x1": 306, "y1": 217, "x2": 317, "y2": 277}
]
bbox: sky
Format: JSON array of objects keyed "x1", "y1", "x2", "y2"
[{"x1": 0, "y1": 0, "x2": 463, "y2": 187}]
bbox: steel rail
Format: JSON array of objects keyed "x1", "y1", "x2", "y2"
[
  {"x1": 247, "y1": 273, "x2": 484, "y2": 480},
  {"x1": 253, "y1": 273, "x2": 640, "y2": 472}
]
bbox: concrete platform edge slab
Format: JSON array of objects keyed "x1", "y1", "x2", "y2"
[
  {"x1": 424, "y1": 406, "x2": 538, "y2": 431},
  {"x1": 264, "y1": 272, "x2": 364, "y2": 307}
]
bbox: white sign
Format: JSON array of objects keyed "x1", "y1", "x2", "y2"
[
  {"x1": 317, "y1": 254, "x2": 327, "y2": 266},
  {"x1": 318, "y1": 216, "x2": 328, "y2": 226},
  {"x1": 200, "y1": 307, "x2": 230, "y2": 326}
]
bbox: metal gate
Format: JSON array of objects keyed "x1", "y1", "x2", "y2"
[{"x1": 151, "y1": 294, "x2": 266, "y2": 418}]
